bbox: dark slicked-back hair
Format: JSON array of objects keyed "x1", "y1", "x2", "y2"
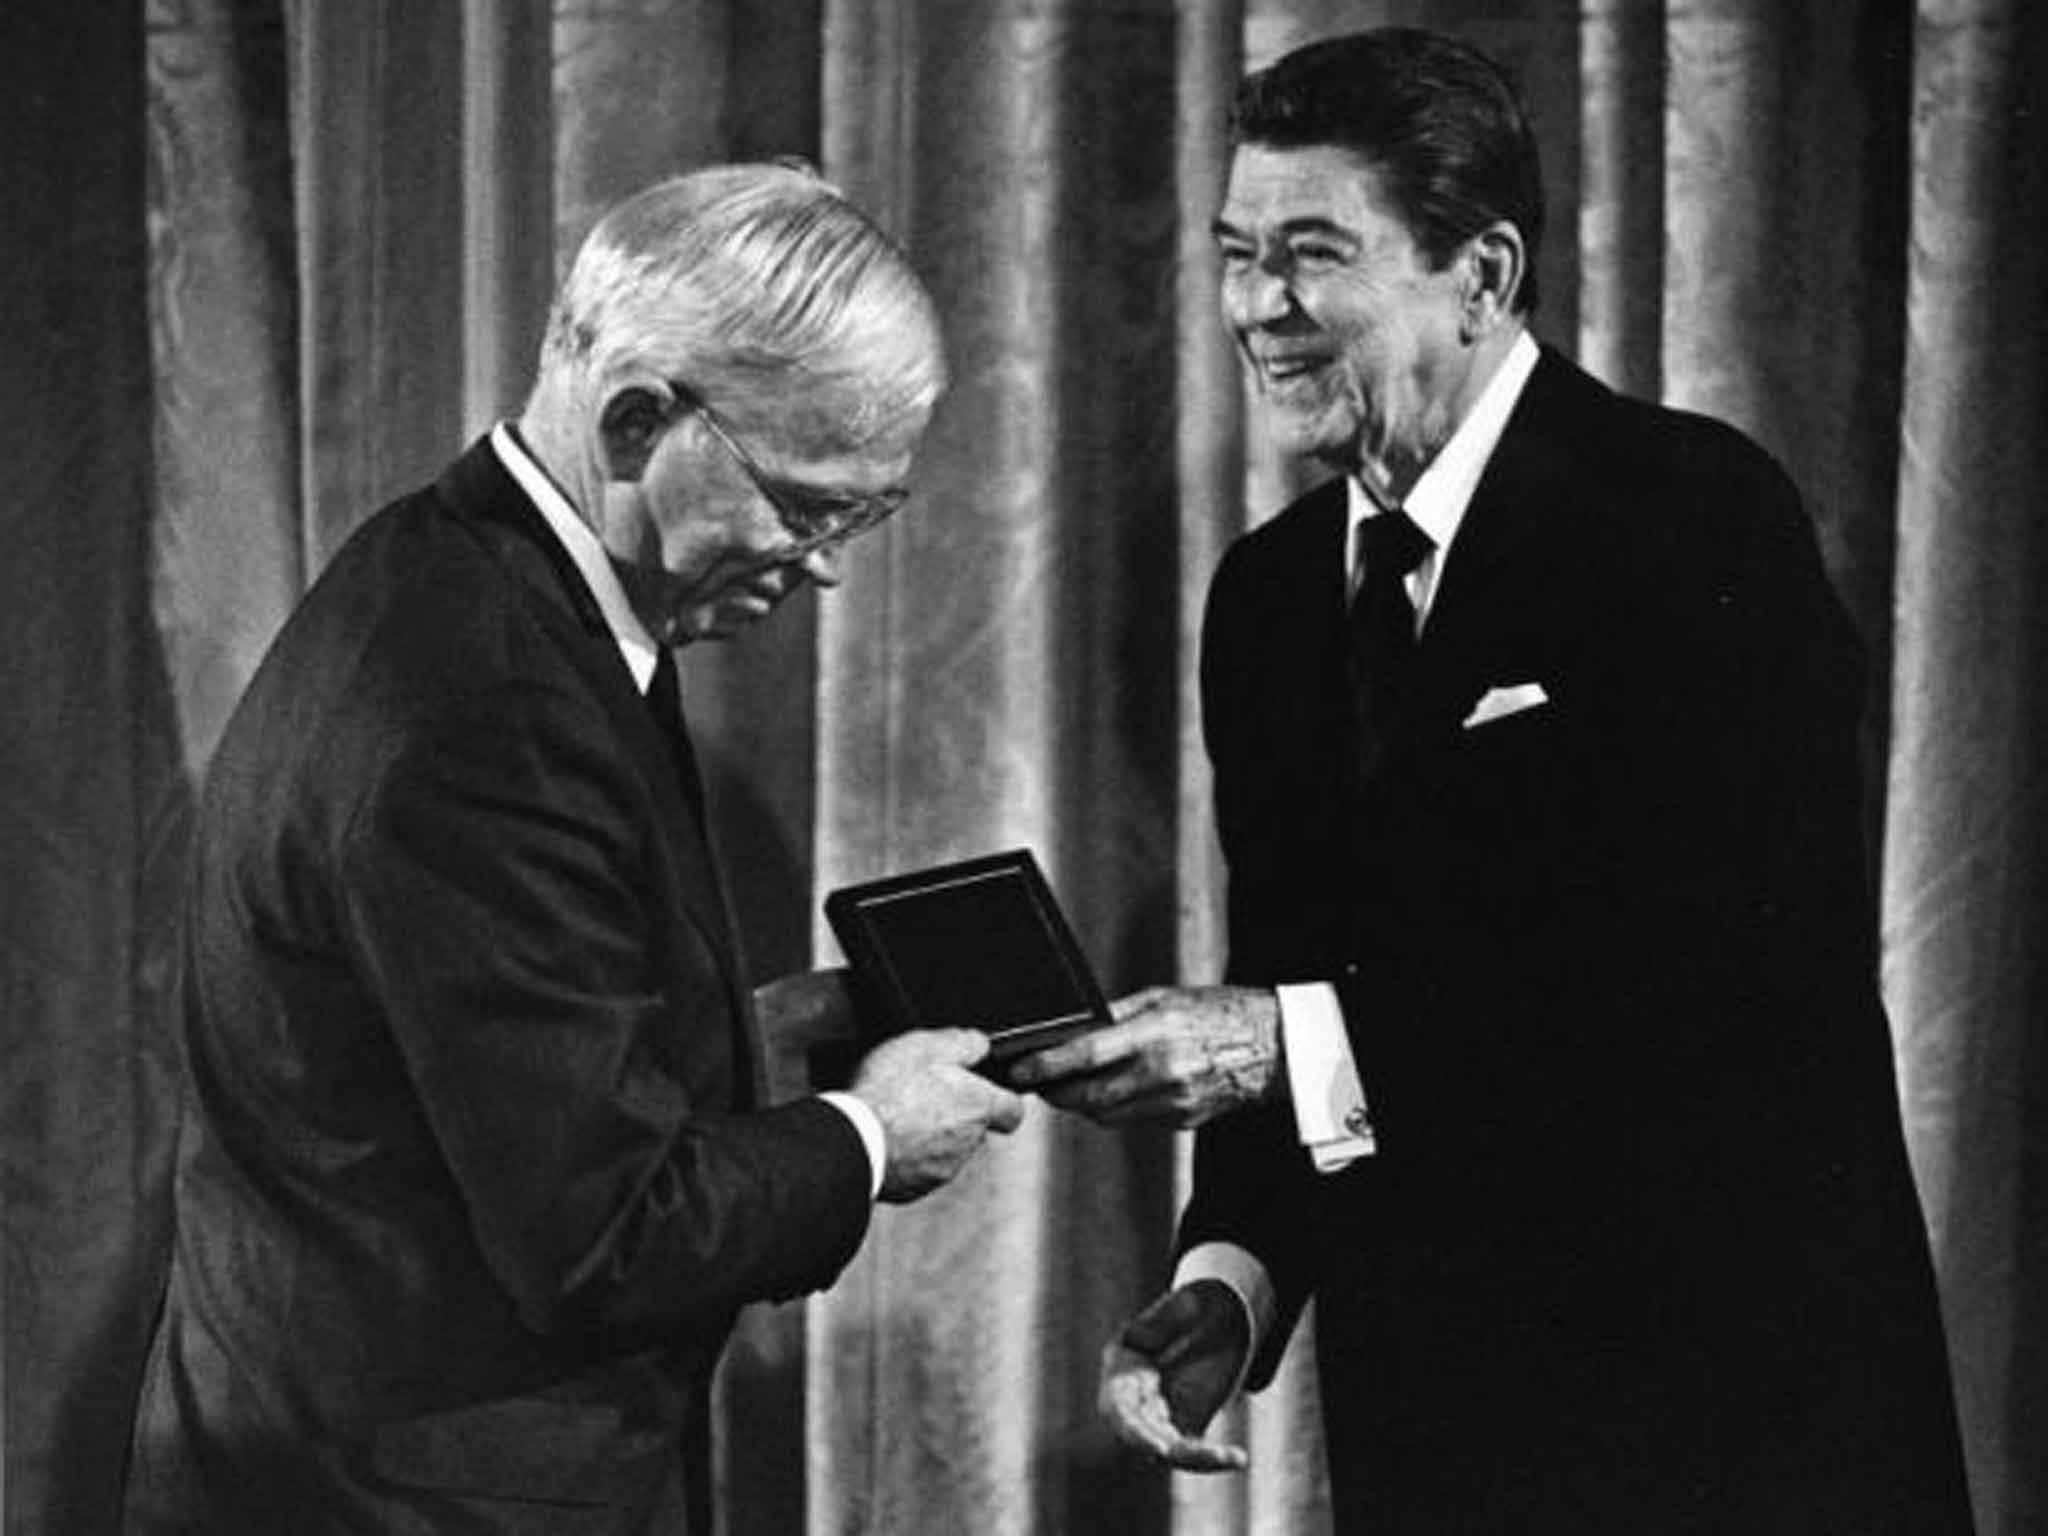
[{"x1": 1231, "y1": 28, "x2": 1545, "y2": 314}]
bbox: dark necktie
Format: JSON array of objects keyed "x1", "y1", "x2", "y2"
[
  {"x1": 645, "y1": 644, "x2": 707, "y2": 817},
  {"x1": 1347, "y1": 508, "x2": 1434, "y2": 780}
]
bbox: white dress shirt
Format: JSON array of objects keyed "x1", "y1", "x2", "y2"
[
  {"x1": 1177, "y1": 330, "x2": 1541, "y2": 1360},
  {"x1": 489, "y1": 424, "x2": 887, "y2": 1198}
]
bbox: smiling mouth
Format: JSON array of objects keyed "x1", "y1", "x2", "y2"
[{"x1": 1259, "y1": 355, "x2": 1329, "y2": 385}]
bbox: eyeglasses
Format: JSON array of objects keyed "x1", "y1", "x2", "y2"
[{"x1": 670, "y1": 382, "x2": 910, "y2": 556}]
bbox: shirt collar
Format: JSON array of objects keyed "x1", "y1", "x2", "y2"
[
  {"x1": 1346, "y1": 327, "x2": 1540, "y2": 581},
  {"x1": 489, "y1": 422, "x2": 660, "y2": 692}
]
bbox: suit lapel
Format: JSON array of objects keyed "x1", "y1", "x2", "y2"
[
  {"x1": 432, "y1": 441, "x2": 751, "y2": 1043},
  {"x1": 1411, "y1": 350, "x2": 1597, "y2": 728},
  {"x1": 1286, "y1": 476, "x2": 1354, "y2": 656}
]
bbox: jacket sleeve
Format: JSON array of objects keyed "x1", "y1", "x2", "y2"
[
  {"x1": 338, "y1": 671, "x2": 871, "y2": 1347},
  {"x1": 1175, "y1": 537, "x2": 1332, "y2": 1385}
]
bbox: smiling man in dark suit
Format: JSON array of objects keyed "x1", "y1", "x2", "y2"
[
  {"x1": 1014, "y1": 28, "x2": 1973, "y2": 1532},
  {"x1": 122, "y1": 163, "x2": 1024, "y2": 1535}
]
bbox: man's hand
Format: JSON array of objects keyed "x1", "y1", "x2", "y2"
[
  {"x1": 1100, "y1": 1280, "x2": 1251, "y2": 1472},
  {"x1": 850, "y1": 1029, "x2": 1027, "y2": 1203},
  {"x1": 1007, "y1": 986, "x2": 1282, "y2": 1127}
]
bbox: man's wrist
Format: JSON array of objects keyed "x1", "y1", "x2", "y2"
[
  {"x1": 1174, "y1": 1241, "x2": 1274, "y2": 1399},
  {"x1": 1215, "y1": 989, "x2": 1286, "y2": 1109},
  {"x1": 1257, "y1": 990, "x2": 1285, "y2": 1103},
  {"x1": 818, "y1": 1091, "x2": 886, "y2": 1200}
]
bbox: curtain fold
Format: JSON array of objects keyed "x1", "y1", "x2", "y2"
[
  {"x1": 1662, "y1": 0, "x2": 1914, "y2": 658},
  {"x1": 1883, "y1": 7, "x2": 2048, "y2": 1534},
  {"x1": 1578, "y1": 0, "x2": 1665, "y2": 402},
  {"x1": 147, "y1": 0, "x2": 304, "y2": 778},
  {"x1": 812, "y1": 5, "x2": 1187, "y2": 1529},
  {"x1": 3, "y1": 3, "x2": 2043, "y2": 1533},
  {"x1": 291, "y1": 2, "x2": 468, "y2": 569},
  {"x1": 2, "y1": 6, "x2": 177, "y2": 1533},
  {"x1": 460, "y1": 0, "x2": 556, "y2": 439}
]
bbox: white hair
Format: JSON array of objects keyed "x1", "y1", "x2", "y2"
[{"x1": 536, "y1": 162, "x2": 945, "y2": 446}]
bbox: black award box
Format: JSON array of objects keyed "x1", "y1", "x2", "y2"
[{"x1": 824, "y1": 848, "x2": 1111, "y2": 1066}]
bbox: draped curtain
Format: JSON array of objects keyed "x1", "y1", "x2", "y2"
[{"x1": 4, "y1": 2, "x2": 2041, "y2": 1533}]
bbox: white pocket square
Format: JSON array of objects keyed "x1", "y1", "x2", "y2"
[{"x1": 1462, "y1": 681, "x2": 1549, "y2": 729}]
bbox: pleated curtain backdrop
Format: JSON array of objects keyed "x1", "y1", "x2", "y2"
[{"x1": 2, "y1": 2, "x2": 2042, "y2": 1534}]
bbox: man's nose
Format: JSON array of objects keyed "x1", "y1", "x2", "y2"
[
  {"x1": 1227, "y1": 260, "x2": 1293, "y2": 328},
  {"x1": 798, "y1": 541, "x2": 845, "y2": 588}
]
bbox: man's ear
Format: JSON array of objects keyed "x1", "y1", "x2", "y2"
[
  {"x1": 1460, "y1": 221, "x2": 1526, "y2": 340},
  {"x1": 598, "y1": 385, "x2": 672, "y2": 482}
]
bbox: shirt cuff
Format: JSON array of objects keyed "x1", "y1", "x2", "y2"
[
  {"x1": 819, "y1": 1091, "x2": 886, "y2": 1200},
  {"x1": 1277, "y1": 981, "x2": 1377, "y2": 1170},
  {"x1": 1174, "y1": 1241, "x2": 1276, "y2": 1399}
]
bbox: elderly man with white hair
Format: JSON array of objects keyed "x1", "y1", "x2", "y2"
[{"x1": 123, "y1": 163, "x2": 1022, "y2": 1536}]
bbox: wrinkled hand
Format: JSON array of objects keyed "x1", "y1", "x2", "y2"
[
  {"x1": 850, "y1": 1029, "x2": 1027, "y2": 1203},
  {"x1": 1007, "y1": 986, "x2": 1281, "y2": 1127},
  {"x1": 1100, "y1": 1281, "x2": 1251, "y2": 1472}
]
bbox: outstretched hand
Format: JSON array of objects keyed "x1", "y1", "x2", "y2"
[{"x1": 1099, "y1": 1280, "x2": 1251, "y2": 1472}]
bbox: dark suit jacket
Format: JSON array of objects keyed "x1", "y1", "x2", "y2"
[
  {"x1": 1182, "y1": 349, "x2": 1972, "y2": 1532},
  {"x1": 123, "y1": 439, "x2": 872, "y2": 1535}
]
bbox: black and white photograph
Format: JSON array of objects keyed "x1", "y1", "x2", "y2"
[{"x1": 3, "y1": 3, "x2": 2041, "y2": 1533}]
